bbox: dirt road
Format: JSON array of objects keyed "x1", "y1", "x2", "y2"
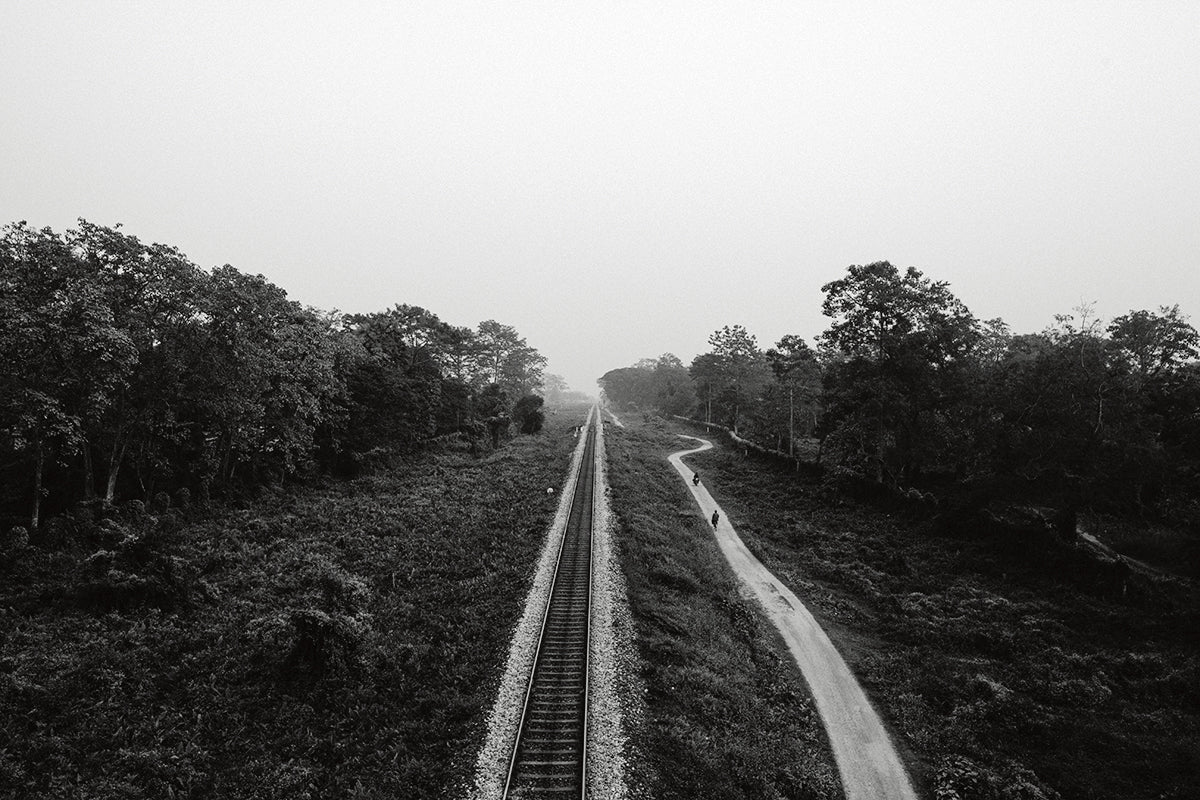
[{"x1": 670, "y1": 435, "x2": 917, "y2": 800}]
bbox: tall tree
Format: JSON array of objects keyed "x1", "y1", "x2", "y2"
[
  {"x1": 475, "y1": 320, "x2": 546, "y2": 399},
  {"x1": 66, "y1": 220, "x2": 206, "y2": 501},
  {"x1": 706, "y1": 325, "x2": 767, "y2": 434},
  {"x1": 1108, "y1": 306, "x2": 1199, "y2": 386},
  {"x1": 819, "y1": 262, "x2": 979, "y2": 482},
  {"x1": 181, "y1": 266, "x2": 339, "y2": 488},
  {"x1": 541, "y1": 373, "x2": 568, "y2": 406},
  {"x1": 0, "y1": 223, "x2": 136, "y2": 525},
  {"x1": 689, "y1": 353, "x2": 723, "y2": 424},
  {"x1": 765, "y1": 335, "x2": 821, "y2": 455}
]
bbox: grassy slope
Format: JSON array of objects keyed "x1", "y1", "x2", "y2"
[
  {"x1": 683, "y1": 423, "x2": 1200, "y2": 800},
  {"x1": 0, "y1": 408, "x2": 587, "y2": 799},
  {"x1": 605, "y1": 418, "x2": 842, "y2": 800}
]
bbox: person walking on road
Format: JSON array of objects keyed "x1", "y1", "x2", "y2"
[{"x1": 711, "y1": 510, "x2": 720, "y2": 527}]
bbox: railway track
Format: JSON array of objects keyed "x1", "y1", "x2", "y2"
[{"x1": 504, "y1": 417, "x2": 597, "y2": 798}]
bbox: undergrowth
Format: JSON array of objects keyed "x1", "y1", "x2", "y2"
[
  {"x1": 0, "y1": 409, "x2": 588, "y2": 799},
  {"x1": 683, "y1": 423, "x2": 1200, "y2": 800}
]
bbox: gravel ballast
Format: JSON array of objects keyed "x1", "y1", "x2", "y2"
[
  {"x1": 468, "y1": 406, "x2": 635, "y2": 799},
  {"x1": 584, "y1": 409, "x2": 636, "y2": 800}
]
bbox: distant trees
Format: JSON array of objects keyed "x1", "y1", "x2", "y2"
[
  {"x1": 0, "y1": 220, "x2": 551, "y2": 530},
  {"x1": 984, "y1": 305, "x2": 1200, "y2": 514},
  {"x1": 598, "y1": 354, "x2": 694, "y2": 417},
  {"x1": 475, "y1": 319, "x2": 547, "y2": 398},
  {"x1": 597, "y1": 259, "x2": 1200, "y2": 529}
]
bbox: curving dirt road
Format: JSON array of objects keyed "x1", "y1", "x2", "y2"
[{"x1": 670, "y1": 435, "x2": 917, "y2": 800}]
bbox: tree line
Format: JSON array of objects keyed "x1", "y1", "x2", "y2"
[
  {"x1": 600, "y1": 261, "x2": 1200, "y2": 526},
  {"x1": 1, "y1": 220, "x2": 552, "y2": 529}
]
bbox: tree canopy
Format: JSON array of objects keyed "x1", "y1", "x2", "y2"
[
  {"x1": 599, "y1": 261, "x2": 1199, "y2": 531},
  {"x1": 1, "y1": 220, "x2": 553, "y2": 530}
]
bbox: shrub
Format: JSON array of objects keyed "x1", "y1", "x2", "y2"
[
  {"x1": 514, "y1": 394, "x2": 545, "y2": 434},
  {"x1": 5, "y1": 526, "x2": 29, "y2": 551},
  {"x1": 251, "y1": 554, "x2": 375, "y2": 680},
  {"x1": 151, "y1": 491, "x2": 172, "y2": 514}
]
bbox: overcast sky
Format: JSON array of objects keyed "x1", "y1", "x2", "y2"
[{"x1": 3, "y1": 2, "x2": 1197, "y2": 394}]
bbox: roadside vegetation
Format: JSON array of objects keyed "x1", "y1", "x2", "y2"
[
  {"x1": 0, "y1": 398, "x2": 587, "y2": 798},
  {"x1": 684, "y1": 423, "x2": 1199, "y2": 800},
  {"x1": 604, "y1": 418, "x2": 842, "y2": 800},
  {"x1": 598, "y1": 259, "x2": 1199, "y2": 796},
  {"x1": 600, "y1": 262, "x2": 1200, "y2": 575}
]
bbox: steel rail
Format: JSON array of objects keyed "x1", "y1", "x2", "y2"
[{"x1": 503, "y1": 411, "x2": 597, "y2": 799}]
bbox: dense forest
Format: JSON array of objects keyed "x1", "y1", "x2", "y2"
[
  {"x1": 0, "y1": 220, "x2": 562, "y2": 533},
  {"x1": 600, "y1": 261, "x2": 1200, "y2": 557}
]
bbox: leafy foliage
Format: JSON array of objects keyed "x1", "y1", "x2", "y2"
[
  {"x1": 0, "y1": 409, "x2": 585, "y2": 798},
  {"x1": 513, "y1": 394, "x2": 545, "y2": 434},
  {"x1": 688, "y1": 433, "x2": 1200, "y2": 800},
  {"x1": 598, "y1": 354, "x2": 694, "y2": 417},
  {"x1": 601, "y1": 261, "x2": 1200, "y2": 543},
  {"x1": 1, "y1": 221, "x2": 553, "y2": 529}
]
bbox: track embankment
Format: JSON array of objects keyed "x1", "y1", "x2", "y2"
[{"x1": 471, "y1": 408, "x2": 629, "y2": 800}]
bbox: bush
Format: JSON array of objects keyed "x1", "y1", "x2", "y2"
[
  {"x1": 4, "y1": 526, "x2": 29, "y2": 551},
  {"x1": 251, "y1": 554, "x2": 375, "y2": 680},
  {"x1": 513, "y1": 394, "x2": 545, "y2": 434}
]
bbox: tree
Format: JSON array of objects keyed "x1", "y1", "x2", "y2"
[
  {"x1": 475, "y1": 320, "x2": 546, "y2": 399},
  {"x1": 598, "y1": 354, "x2": 694, "y2": 417},
  {"x1": 765, "y1": 335, "x2": 821, "y2": 455},
  {"x1": 513, "y1": 394, "x2": 545, "y2": 434},
  {"x1": 343, "y1": 306, "x2": 452, "y2": 450},
  {"x1": 689, "y1": 353, "x2": 723, "y2": 424},
  {"x1": 650, "y1": 354, "x2": 695, "y2": 417},
  {"x1": 476, "y1": 383, "x2": 510, "y2": 448},
  {"x1": 65, "y1": 220, "x2": 206, "y2": 501},
  {"x1": 180, "y1": 266, "x2": 339, "y2": 489},
  {"x1": 1108, "y1": 306, "x2": 1199, "y2": 386},
  {"x1": 542, "y1": 374, "x2": 568, "y2": 406},
  {"x1": 0, "y1": 222, "x2": 136, "y2": 525},
  {"x1": 819, "y1": 262, "x2": 979, "y2": 483},
  {"x1": 706, "y1": 325, "x2": 768, "y2": 434}
]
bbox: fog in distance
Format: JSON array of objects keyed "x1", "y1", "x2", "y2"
[{"x1": 3, "y1": 3, "x2": 1197, "y2": 393}]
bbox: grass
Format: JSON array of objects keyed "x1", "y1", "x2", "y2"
[
  {"x1": 604, "y1": 417, "x2": 842, "y2": 800},
  {"x1": 679, "y1": 421, "x2": 1200, "y2": 800},
  {"x1": 10, "y1": 405, "x2": 1189, "y2": 799},
  {"x1": 0, "y1": 408, "x2": 589, "y2": 799}
]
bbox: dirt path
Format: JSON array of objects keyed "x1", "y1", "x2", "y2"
[{"x1": 670, "y1": 435, "x2": 917, "y2": 800}]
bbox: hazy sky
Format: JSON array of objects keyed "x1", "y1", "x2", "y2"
[{"x1": 3, "y1": 2, "x2": 1198, "y2": 394}]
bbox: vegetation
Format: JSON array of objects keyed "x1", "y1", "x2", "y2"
[
  {"x1": 7, "y1": 217, "x2": 1197, "y2": 800},
  {"x1": 0, "y1": 405, "x2": 587, "y2": 798},
  {"x1": 682, "y1": 427, "x2": 1199, "y2": 799},
  {"x1": 599, "y1": 261, "x2": 1200, "y2": 567},
  {"x1": 604, "y1": 419, "x2": 842, "y2": 800},
  {"x1": 1, "y1": 219, "x2": 558, "y2": 532},
  {"x1": 598, "y1": 260, "x2": 1199, "y2": 797}
]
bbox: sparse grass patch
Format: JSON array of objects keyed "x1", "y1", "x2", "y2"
[{"x1": 605, "y1": 420, "x2": 841, "y2": 800}]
